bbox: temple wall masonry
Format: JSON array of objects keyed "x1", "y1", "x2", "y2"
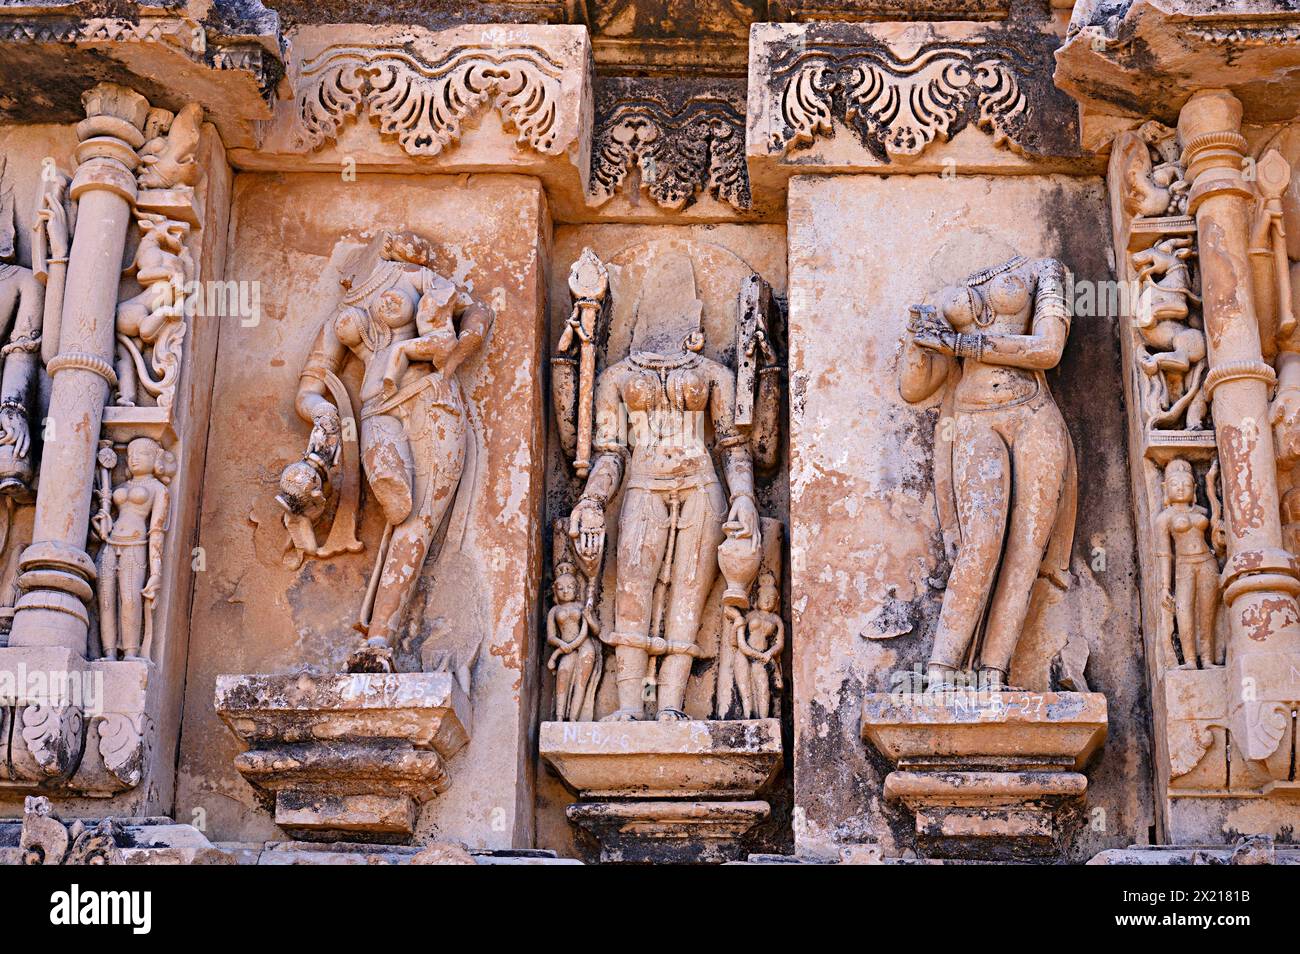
[{"x1": 1, "y1": 0, "x2": 1298, "y2": 867}]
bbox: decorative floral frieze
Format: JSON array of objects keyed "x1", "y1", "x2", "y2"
[
  {"x1": 770, "y1": 43, "x2": 1031, "y2": 161},
  {"x1": 591, "y1": 79, "x2": 750, "y2": 210},
  {"x1": 295, "y1": 43, "x2": 567, "y2": 157}
]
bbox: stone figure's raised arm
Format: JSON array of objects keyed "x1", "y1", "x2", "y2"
[{"x1": 898, "y1": 305, "x2": 952, "y2": 404}]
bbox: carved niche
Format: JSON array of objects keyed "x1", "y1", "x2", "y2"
[
  {"x1": 861, "y1": 254, "x2": 1109, "y2": 859},
  {"x1": 540, "y1": 240, "x2": 787, "y2": 862},
  {"x1": 217, "y1": 230, "x2": 497, "y2": 841}
]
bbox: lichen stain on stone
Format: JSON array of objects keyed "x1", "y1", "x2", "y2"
[{"x1": 1218, "y1": 422, "x2": 1266, "y2": 532}]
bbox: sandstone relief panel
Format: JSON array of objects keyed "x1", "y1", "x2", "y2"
[
  {"x1": 536, "y1": 224, "x2": 792, "y2": 862},
  {"x1": 0, "y1": 85, "x2": 229, "y2": 817},
  {"x1": 786, "y1": 173, "x2": 1148, "y2": 861},
  {"x1": 178, "y1": 172, "x2": 546, "y2": 848}
]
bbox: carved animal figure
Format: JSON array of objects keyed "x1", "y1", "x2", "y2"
[
  {"x1": 137, "y1": 103, "x2": 202, "y2": 189},
  {"x1": 1132, "y1": 237, "x2": 1207, "y2": 429}
]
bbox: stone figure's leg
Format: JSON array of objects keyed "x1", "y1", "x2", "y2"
[
  {"x1": 753, "y1": 658, "x2": 770, "y2": 719},
  {"x1": 1174, "y1": 560, "x2": 1198, "y2": 667},
  {"x1": 360, "y1": 414, "x2": 415, "y2": 527},
  {"x1": 366, "y1": 396, "x2": 460, "y2": 648},
  {"x1": 657, "y1": 481, "x2": 727, "y2": 718},
  {"x1": 980, "y1": 408, "x2": 1070, "y2": 678},
  {"x1": 366, "y1": 401, "x2": 466, "y2": 649},
  {"x1": 555, "y1": 652, "x2": 576, "y2": 721},
  {"x1": 97, "y1": 545, "x2": 119, "y2": 659},
  {"x1": 607, "y1": 487, "x2": 670, "y2": 720},
  {"x1": 1195, "y1": 560, "x2": 1219, "y2": 668},
  {"x1": 118, "y1": 546, "x2": 147, "y2": 656},
  {"x1": 732, "y1": 631, "x2": 753, "y2": 718},
  {"x1": 574, "y1": 640, "x2": 597, "y2": 717},
  {"x1": 930, "y1": 420, "x2": 1010, "y2": 680}
]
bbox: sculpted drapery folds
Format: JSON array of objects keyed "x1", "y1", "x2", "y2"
[
  {"x1": 560, "y1": 249, "x2": 779, "y2": 723},
  {"x1": 898, "y1": 255, "x2": 1077, "y2": 690},
  {"x1": 277, "y1": 231, "x2": 494, "y2": 672}
]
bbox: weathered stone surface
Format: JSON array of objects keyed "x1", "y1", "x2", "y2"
[
  {"x1": 176, "y1": 172, "x2": 548, "y2": 850},
  {"x1": 541, "y1": 719, "x2": 782, "y2": 798},
  {"x1": 232, "y1": 23, "x2": 593, "y2": 199},
  {"x1": 0, "y1": 1, "x2": 284, "y2": 149},
  {"x1": 0, "y1": 0, "x2": 1296, "y2": 874},
  {"x1": 1056, "y1": 0, "x2": 1300, "y2": 126},
  {"x1": 747, "y1": 19, "x2": 1091, "y2": 199},
  {"x1": 786, "y1": 172, "x2": 1149, "y2": 863}
]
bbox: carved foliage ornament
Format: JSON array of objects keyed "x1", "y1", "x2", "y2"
[
  {"x1": 296, "y1": 44, "x2": 565, "y2": 158},
  {"x1": 773, "y1": 44, "x2": 1030, "y2": 161},
  {"x1": 591, "y1": 95, "x2": 751, "y2": 211}
]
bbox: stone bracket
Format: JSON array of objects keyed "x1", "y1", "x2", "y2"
[{"x1": 215, "y1": 671, "x2": 471, "y2": 841}]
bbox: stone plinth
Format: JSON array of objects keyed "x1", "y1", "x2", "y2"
[
  {"x1": 540, "y1": 720, "x2": 782, "y2": 862},
  {"x1": 215, "y1": 672, "x2": 470, "y2": 841},
  {"x1": 540, "y1": 719, "x2": 782, "y2": 798},
  {"x1": 566, "y1": 801, "x2": 771, "y2": 865},
  {"x1": 861, "y1": 691, "x2": 1107, "y2": 859}
]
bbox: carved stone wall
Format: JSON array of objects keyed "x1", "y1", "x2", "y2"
[
  {"x1": 0, "y1": 0, "x2": 1295, "y2": 869},
  {"x1": 174, "y1": 172, "x2": 547, "y2": 847}
]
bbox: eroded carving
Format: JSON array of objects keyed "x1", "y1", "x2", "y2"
[
  {"x1": 1154, "y1": 459, "x2": 1223, "y2": 671},
  {"x1": 898, "y1": 255, "x2": 1076, "y2": 690},
  {"x1": 277, "y1": 231, "x2": 494, "y2": 672},
  {"x1": 295, "y1": 44, "x2": 565, "y2": 158},
  {"x1": 772, "y1": 45, "x2": 1029, "y2": 161},
  {"x1": 561, "y1": 250, "x2": 774, "y2": 722},
  {"x1": 92, "y1": 438, "x2": 173, "y2": 661},
  {"x1": 591, "y1": 80, "x2": 750, "y2": 211}
]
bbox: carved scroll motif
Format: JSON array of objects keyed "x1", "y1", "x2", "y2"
[
  {"x1": 591, "y1": 95, "x2": 751, "y2": 211},
  {"x1": 772, "y1": 45, "x2": 1030, "y2": 160},
  {"x1": 295, "y1": 44, "x2": 565, "y2": 158}
]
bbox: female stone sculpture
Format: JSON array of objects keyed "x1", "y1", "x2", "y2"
[
  {"x1": 733, "y1": 570, "x2": 784, "y2": 719},
  {"x1": 568, "y1": 253, "x2": 760, "y2": 721},
  {"x1": 1154, "y1": 458, "x2": 1221, "y2": 670},
  {"x1": 546, "y1": 561, "x2": 601, "y2": 722},
  {"x1": 898, "y1": 255, "x2": 1077, "y2": 690},
  {"x1": 278, "y1": 232, "x2": 494, "y2": 671},
  {"x1": 94, "y1": 438, "x2": 170, "y2": 660}
]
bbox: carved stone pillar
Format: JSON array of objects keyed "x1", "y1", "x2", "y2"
[
  {"x1": 1179, "y1": 89, "x2": 1300, "y2": 779},
  {"x1": 8, "y1": 83, "x2": 146, "y2": 655}
]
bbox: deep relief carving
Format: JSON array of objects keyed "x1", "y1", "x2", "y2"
[
  {"x1": 1116, "y1": 122, "x2": 1209, "y2": 437},
  {"x1": 590, "y1": 79, "x2": 750, "y2": 211},
  {"x1": 771, "y1": 44, "x2": 1030, "y2": 161},
  {"x1": 295, "y1": 44, "x2": 565, "y2": 158},
  {"x1": 897, "y1": 255, "x2": 1077, "y2": 690},
  {"x1": 859, "y1": 254, "x2": 1106, "y2": 858},
  {"x1": 554, "y1": 248, "x2": 784, "y2": 722},
  {"x1": 541, "y1": 241, "x2": 787, "y2": 862},
  {"x1": 275, "y1": 230, "x2": 495, "y2": 673}
]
